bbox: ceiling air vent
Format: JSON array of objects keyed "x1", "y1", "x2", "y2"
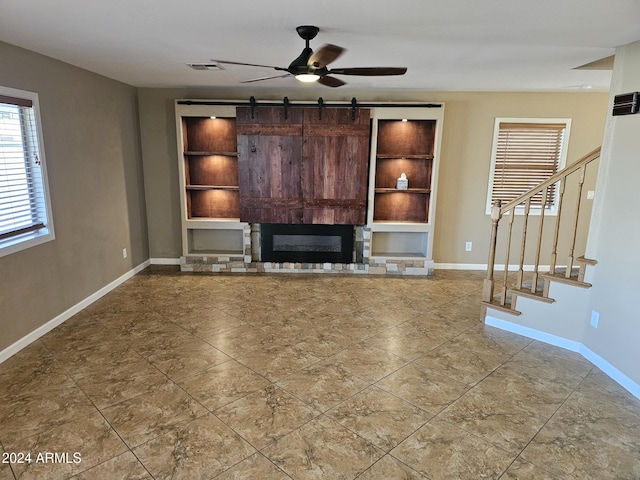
[{"x1": 187, "y1": 63, "x2": 224, "y2": 71}]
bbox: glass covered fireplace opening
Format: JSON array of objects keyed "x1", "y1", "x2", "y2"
[{"x1": 260, "y1": 224, "x2": 354, "y2": 263}]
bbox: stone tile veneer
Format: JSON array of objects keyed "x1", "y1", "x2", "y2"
[
  {"x1": 180, "y1": 257, "x2": 434, "y2": 276},
  {"x1": 180, "y1": 225, "x2": 434, "y2": 275}
]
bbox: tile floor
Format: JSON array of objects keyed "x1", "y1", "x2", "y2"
[{"x1": 1, "y1": 267, "x2": 639, "y2": 479}]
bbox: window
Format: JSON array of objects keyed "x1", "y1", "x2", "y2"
[
  {"x1": 0, "y1": 86, "x2": 54, "y2": 257},
  {"x1": 486, "y1": 118, "x2": 571, "y2": 214}
]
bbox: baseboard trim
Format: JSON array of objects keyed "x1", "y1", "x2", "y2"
[
  {"x1": 0, "y1": 259, "x2": 151, "y2": 365},
  {"x1": 436, "y1": 263, "x2": 553, "y2": 271},
  {"x1": 485, "y1": 316, "x2": 583, "y2": 352},
  {"x1": 579, "y1": 346, "x2": 640, "y2": 400},
  {"x1": 485, "y1": 315, "x2": 640, "y2": 400},
  {"x1": 150, "y1": 257, "x2": 181, "y2": 265},
  {"x1": 435, "y1": 263, "x2": 487, "y2": 270}
]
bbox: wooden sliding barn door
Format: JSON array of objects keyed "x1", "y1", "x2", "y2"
[
  {"x1": 302, "y1": 108, "x2": 370, "y2": 225},
  {"x1": 237, "y1": 106, "x2": 304, "y2": 223},
  {"x1": 237, "y1": 105, "x2": 370, "y2": 225}
]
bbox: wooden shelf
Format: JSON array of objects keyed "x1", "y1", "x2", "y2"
[
  {"x1": 186, "y1": 185, "x2": 239, "y2": 191},
  {"x1": 371, "y1": 118, "x2": 436, "y2": 225},
  {"x1": 370, "y1": 231, "x2": 428, "y2": 258},
  {"x1": 184, "y1": 151, "x2": 238, "y2": 157},
  {"x1": 181, "y1": 116, "x2": 239, "y2": 221},
  {"x1": 183, "y1": 117, "x2": 237, "y2": 153},
  {"x1": 370, "y1": 252, "x2": 427, "y2": 259},
  {"x1": 376, "y1": 154, "x2": 433, "y2": 160},
  {"x1": 374, "y1": 158, "x2": 432, "y2": 191},
  {"x1": 375, "y1": 188, "x2": 431, "y2": 193},
  {"x1": 187, "y1": 189, "x2": 239, "y2": 219},
  {"x1": 177, "y1": 109, "x2": 246, "y2": 257},
  {"x1": 188, "y1": 249, "x2": 243, "y2": 256},
  {"x1": 186, "y1": 228, "x2": 244, "y2": 256},
  {"x1": 376, "y1": 119, "x2": 435, "y2": 157}
]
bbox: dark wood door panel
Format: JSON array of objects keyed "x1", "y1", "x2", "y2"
[
  {"x1": 237, "y1": 107, "x2": 304, "y2": 223},
  {"x1": 237, "y1": 106, "x2": 371, "y2": 225},
  {"x1": 302, "y1": 108, "x2": 370, "y2": 225},
  {"x1": 239, "y1": 198, "x2": 303, "y2": 224}
]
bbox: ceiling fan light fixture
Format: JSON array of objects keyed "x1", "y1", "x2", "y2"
[
  {"x1": 295, "y1": 73, "x2": 320, "y2": 83},
  {"x1": 214, "y1": 25, "x2": 407, "y2": 88}
]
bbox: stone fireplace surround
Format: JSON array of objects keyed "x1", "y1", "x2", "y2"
[{"x1": 180, "y1": 224, "x2": 433, "y2": 276}]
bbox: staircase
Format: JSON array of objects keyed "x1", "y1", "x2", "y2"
[{"x1": 481, "y1": 147, "x2": 601, "y2": 317}]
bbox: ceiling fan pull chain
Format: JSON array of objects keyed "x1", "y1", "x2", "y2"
[
  {"x1": 283, "y1": 97, "x2": 289, "y2": 120},
  {"x1": 351, "y1": 97, "x2": 358, "y2": 121},
  {"x1": 318, "y1": 97, "x2": 324, "y2": 120}
]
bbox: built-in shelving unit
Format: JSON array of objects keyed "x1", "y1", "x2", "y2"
[
  {"x1": 176, "y1": 101, "x2": 443, "y2": 265},
  {"x1": 176, "y1": 104, "x2": 246, "y2": 256},
  {"x1": 366, "y1": 106, "x2": 444, "y2": 261}
]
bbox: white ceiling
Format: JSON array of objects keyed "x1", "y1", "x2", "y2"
[{"x1": 2, "y1": 0, "x2": 640, "y2": 92}]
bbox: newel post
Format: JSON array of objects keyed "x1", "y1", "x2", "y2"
[{"x1": 482, "y1": 200, "x2": 502, "y2": 303}]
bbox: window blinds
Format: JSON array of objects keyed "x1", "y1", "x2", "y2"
[
  {"x1": 490, "y1": 122, "x2": 566, "y2": 208},
  {"x1": 0, "y1": 95, "x2": 48, "y2": 241}
]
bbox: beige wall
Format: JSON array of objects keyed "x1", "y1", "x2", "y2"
[
  {"x1": 138, "y1": 88, "x2": 608, "y2": 264},
  {"x1": 1, "y1": 39, "x2": 619, "y2": 378},
  {"x1": 2, "y1": 37, "x2": 631, "y2": 385},
  {"x1": 434, "y1": 92, "x2": 606, "y2": 265},
  {"x1": 583, "y1": 40, "x2": 640, "y2": 385},
  {"x1": 0, "y1": 42, "x2": 148, "y2": 351},
  {"x1": 486, "y1": 41, "x2": 640, "y2": 389}
]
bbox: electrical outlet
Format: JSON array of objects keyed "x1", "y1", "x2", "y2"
[
  {"x1": 465, "y1": 241, "x2": 472, "y2": 252},
  {"x1": 122, "y1": 247, "x2": 128, "y2": 259},
  {"x1": 590, "y1": 310, "x2": 599, "y2": 328},
  {"x1": 587, "y1": 190, "x2": 595, "y2": 200}
]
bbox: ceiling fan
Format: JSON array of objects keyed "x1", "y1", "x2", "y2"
[{"x1": 214, "y1": 25, "x2": 407, "y2": 88}]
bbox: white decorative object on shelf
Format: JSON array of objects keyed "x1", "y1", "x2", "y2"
[{"x1": 396, "y1": 172, "x2": 408, "y2": 190}]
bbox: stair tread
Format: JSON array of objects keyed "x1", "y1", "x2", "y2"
[
  {"x1": 540, "y1": 272, "x2": 592, "y2": 288},
  {"x1": 576, "y1": 256, "x2": 598, "y2": 266},
  {"x1": 481, "y1": 299, "x2": 522, "y2": 316},
  {"x1": 509, "y1": 287, "x2": 555, "y2": 303},
  {"x1": 552, "y1": 266, "x2": 580, "y2": 277},
  {"x1": 521, "y1": 278, "x2": 546, "y2": 291}
]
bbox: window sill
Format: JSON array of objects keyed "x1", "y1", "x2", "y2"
[{"x1": 0, "y1": 230, "x2": 55, "y2": 258}]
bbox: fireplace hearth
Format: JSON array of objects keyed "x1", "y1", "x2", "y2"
[{"x1": 260, "y1": 224, "x2": 354, "y2": 263}]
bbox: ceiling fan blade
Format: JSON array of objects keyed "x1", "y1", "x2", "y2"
[
  {"x1": 328, "y1": 67, "x2": 407, "y2": 76},
  {"x1": 318, "y1": 75, "x2": 346, "y2": 88},
  {"x1": 308, "y1": 44, "x2": 345, "y2": 68},
  {"x1": 239, "y1": 74, "x2": 293, "y2": 83},
  {"x1": 214, "y1": 59, "x2": 288, "y2": 71}
]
